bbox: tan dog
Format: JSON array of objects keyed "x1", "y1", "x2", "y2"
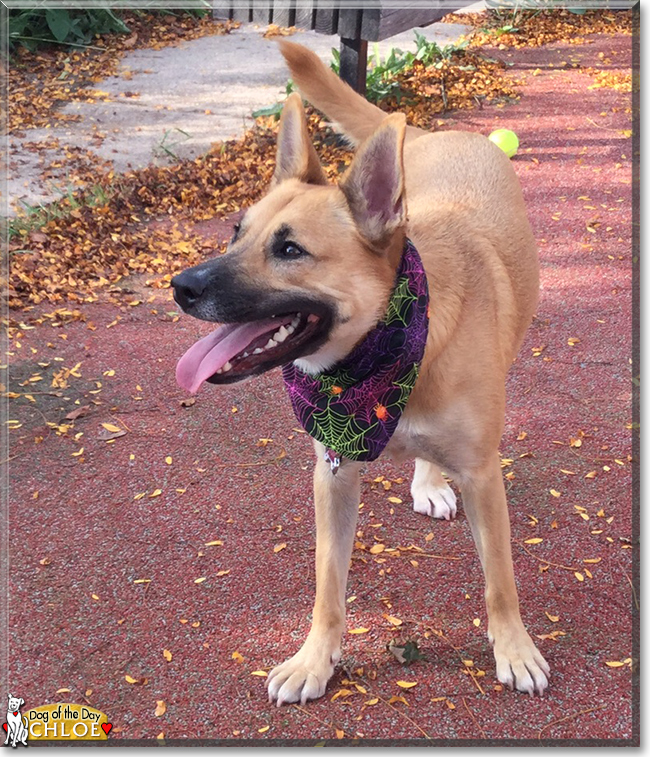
[{"x1": 172, "y1": 40, "x2": 549, "y2": 705}]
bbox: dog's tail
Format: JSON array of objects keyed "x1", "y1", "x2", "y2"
[{"x1": 278, "y1": 40, "x2": 390, "y2": 145}]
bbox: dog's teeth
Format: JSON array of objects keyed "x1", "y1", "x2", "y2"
[
  {"x1": 223, "y1": 361, "x2": 232, "y2": 371},
  {"x1": 291, "y1": 316, "x2": 300, "y2": 329},
  {"x1": 274, "y1": 326, "x2": 289, "y2": 343},
  {"x1": 242, "y1": 351, "x2": 249, "y2": 358},
  {"x1": 216, "y1": 368, "x2": 223, "y2": 374},
  {"x1": 265, "y1": 338, "x2": 276, "y2": 349},
  {"x1": 253, "y1": 348, "x2": 263, "y2": 355},
  {"x1": 286, "y1": 324, "x2": 295, "y2": 335}
]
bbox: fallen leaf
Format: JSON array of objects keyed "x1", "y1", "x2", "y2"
[
  {"x1": 56, "y1": 688, "x2": 71, "y2": 694},
  {"x1": 384, "y1": 614, "x2": 403, "y2": 627},
  {"x1": 349, "y1": 627, "x2": 370, "y2": 635},
  {"x1": 574, "y1": 572, "x2": 585, "y2": 582},
  {"x1": 194, "y1": 577, "x2": 207, "y2": 584},
  {"x1": 124, "y1": 675, "x2": 138, "y2": 684},
  {"x1": 66, "y1": 405, "x2": 90, "y2": 420},
  {"x1": 396, "y1": 680, "x2": 418, "y2": 689},
  {"x1": 545, "y1": 612, "x2": 560, "y2": 623},
  {"x1": 232, "y1": 651, "x2": 245, "y2": 663},
  {"x1": 331, "y1": 688, "x2": 354, "y2": 702},
  {"x1": 273, "y1": 543, "x2": 287, "y2": 553},
  {"x1": 258, "y1": 725, "x2": 270, "y2": 733},
  {"x1": 251, "y1": 670, "x2": 268, "y2": 677},
  {"x1": 154, "y1": 700, "x2": 166, "y2": 717},
  {"x1": 388, "y1": 639, "x2": 423, "y2": 665},
  {"x1": 524, "y1": 538, "x2": 543, "y2": 544},
  {"x1": 369, "y1": 544, "x2": 385, "y2": 555},
  {"x1": 163, "y1": 649, "x2": 172, "y2": 662}
]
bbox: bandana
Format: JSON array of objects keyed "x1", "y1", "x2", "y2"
[{"x1": 282, "y1": 239, "x2": 429, "y2": 471}]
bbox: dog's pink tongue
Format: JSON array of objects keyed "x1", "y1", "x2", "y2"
[{"x1": 176, "y1": 318, "x2": 281, "y2": 394}]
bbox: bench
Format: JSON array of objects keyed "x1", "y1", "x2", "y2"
[{"x1": 213, "y1": 3, "x2": 457, "y2": 94}]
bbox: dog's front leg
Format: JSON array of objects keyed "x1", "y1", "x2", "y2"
[
  {"x1": 267, "y1": 443, "x2": 361, "y2": 706},
  {"x1": 460, "y1": 455, "x2": 550, "y2": 695}
]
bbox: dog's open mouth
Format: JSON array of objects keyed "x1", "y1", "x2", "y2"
[{"x1": 176, "y1": 311, "x2": 328, "y2": 392}]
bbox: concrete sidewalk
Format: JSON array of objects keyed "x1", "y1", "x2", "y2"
[{"x1": 8, "y1": 19, "x2": 474, "y2": 215}]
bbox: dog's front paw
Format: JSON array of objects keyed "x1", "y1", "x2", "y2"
[
  {"x1": 267, "y1": 640, "x2": 340, "y2": 706},
  {"x1": 490, "y1": 623, "x2": 550, "y2": 696},
  {"x1": 411, "y1": 480, "x2": 457, "y2": 520}
]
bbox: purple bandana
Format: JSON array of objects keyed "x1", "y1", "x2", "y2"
[{"x1": 282, "y1": 239, "x2": 429, "y2": 469}]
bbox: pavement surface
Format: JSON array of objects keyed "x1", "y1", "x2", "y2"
[
  {"x1": 7, "y1": 20, "x2": 473, "y2": 214},
  {"x1": 6, "y1": 18, "x2": 636, "y2": 745}
]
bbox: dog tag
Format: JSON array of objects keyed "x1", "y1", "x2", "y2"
[{"x1": 324, "y1": 449, "x2": 340, "y2": 474}]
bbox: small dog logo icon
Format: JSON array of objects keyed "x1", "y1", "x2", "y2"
[{"x1": 3, "y1": 694, "x2": 28, "y2": 748}]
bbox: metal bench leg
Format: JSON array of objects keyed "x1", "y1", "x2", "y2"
[{"x1": 339, "y1": 37, "x2": 368, "y2": 96}]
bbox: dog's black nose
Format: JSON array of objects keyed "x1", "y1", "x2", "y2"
[{"x1": 171, "y1": 269, "x2": 207, "y2": 310}]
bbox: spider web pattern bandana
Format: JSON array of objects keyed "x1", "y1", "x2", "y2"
[{"x1": 282, "y1": 239, "x2": 429, "y2": 466}]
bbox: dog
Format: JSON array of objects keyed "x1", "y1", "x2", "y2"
[
  {"x1": 4, "y1": 694, "x2": 28, "y2": 747},
  {"x1": 172, "y1": 40, "x2": 549, "y2": 705}
]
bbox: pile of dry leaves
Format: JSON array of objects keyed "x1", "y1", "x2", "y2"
[
  {"x1": 9, "y1": 12, "x2": 238, "y2": 133},
  {"x1": 377, "y1": 50, "x2": 519, "y2": 130},
  {"x1": 444, "y1": 8, "x2": 633, "y2": 49},
  {"x1": 8, "y1": 111, "x2": 353, "y2": 308},
  {"x1": 8, "y1": 43, "x2": 520, "y2": 309}
]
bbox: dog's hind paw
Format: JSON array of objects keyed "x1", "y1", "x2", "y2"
[
  {"x1": 267, "y1": 642, "x2": 339, "y2": 706},
  {"x1": 411, "y1": 481, "x2": 457, "y2": 520}
]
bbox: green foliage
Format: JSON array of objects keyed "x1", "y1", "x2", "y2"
[
  {"x1": 9, "y1": 8, "x2": 130, "y2": 51},
  {"x1": 7, "y1": 184, "x2": 116, "y2": 241},
  {"x1": 252, "y1": 79, "x2": 296, "y2": 119},
  {"x1": 330, "y1": 31, "x2": 469, "y2": 104},
  {"x1": 8, "y1": 6, "x2": 211, "y2": 52}
]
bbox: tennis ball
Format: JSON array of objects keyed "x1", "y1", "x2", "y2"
[{"x1": 488, "y1": 128, "x2": 519, "y2": 158}]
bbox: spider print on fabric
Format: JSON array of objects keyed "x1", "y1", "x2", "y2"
[{"x1": 282, "y1": 239, "x2": 429, "y2": 462}]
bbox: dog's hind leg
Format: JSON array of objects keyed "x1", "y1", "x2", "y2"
[
  {"x1": 460, "y1": 454, "x2": 550, "y2": 695},
  {"x1": 410, "y1": 458, "x2": 457, "y2": 520},
  {"x1": 267, "y1": 443, "x2": 361, "y2": 706}
]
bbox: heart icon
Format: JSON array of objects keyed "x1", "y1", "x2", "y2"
[{"x1": 101, "y1": 723, "x2": 113, "y2": 735}]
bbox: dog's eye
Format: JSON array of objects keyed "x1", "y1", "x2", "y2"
[
  {"x1": 277, "y1": 241, "x2": 306, "y2": 259},
  {"x1": 231, "y1": 222, "x2": 241, "y2": 243}
]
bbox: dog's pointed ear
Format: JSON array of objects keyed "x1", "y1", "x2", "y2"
[
  {"x1": 340, "y1": 113, "x2": 407, "y2": 246},
  {"x1": 18, "y1": 699, "x2": 24, "y2": 707},
  {"x1": 272, "y1": 92, "x2": 327, "y2": 186}
]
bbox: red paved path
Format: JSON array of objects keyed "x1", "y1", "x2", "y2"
[{"x1": 7, "y1": 31, "x2": 636, "y2": 743}]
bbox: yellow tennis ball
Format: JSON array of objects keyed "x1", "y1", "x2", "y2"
[{"x1": 488, "y1": 128, "x2": 519, "y2": 158}]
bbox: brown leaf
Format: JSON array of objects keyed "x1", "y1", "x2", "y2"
[{"x1": 65, "y1": 405, "x2": 91, "y2": 420}]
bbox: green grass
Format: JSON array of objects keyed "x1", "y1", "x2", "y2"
[{"x1": 6, "y1": 184, "x2": 116, "y2": 242}]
